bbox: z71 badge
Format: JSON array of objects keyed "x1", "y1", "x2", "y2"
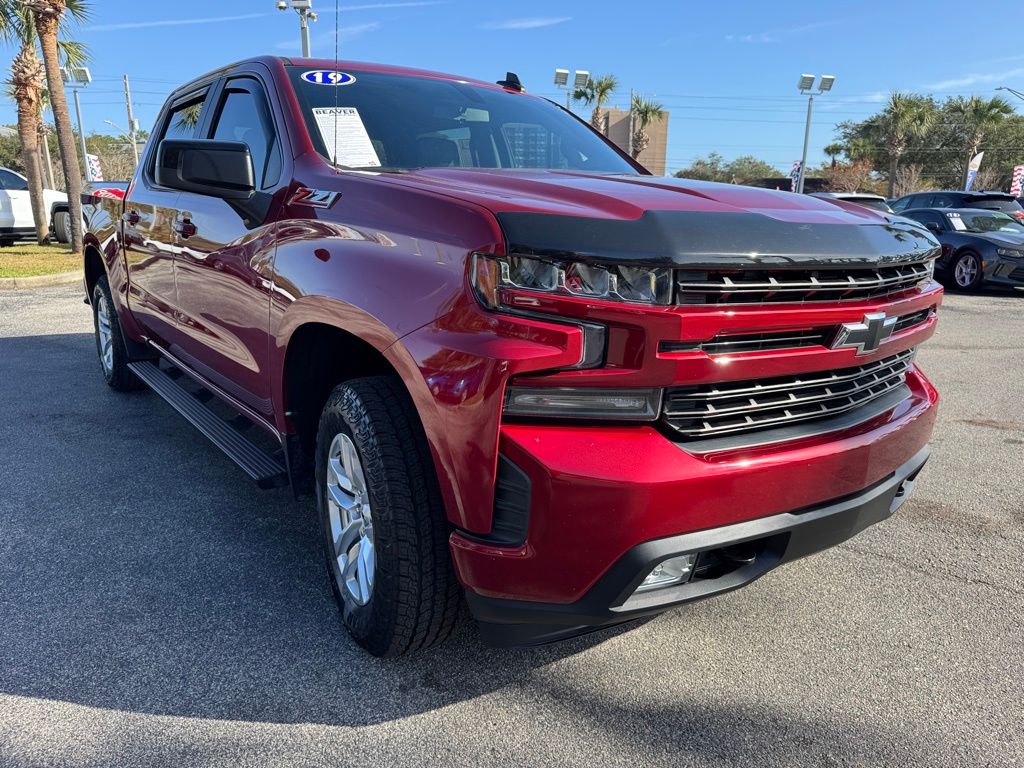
[{"x1": 289, "y1": 187, "x2": 341, "y2": 209}]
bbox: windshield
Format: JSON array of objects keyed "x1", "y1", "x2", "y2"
[
  {"x1": 956, "y1": 211, "x2": 1024, "y2": 234},
  {"x1": 286, "y1": 67, "x2": 638, "y2": 173}
]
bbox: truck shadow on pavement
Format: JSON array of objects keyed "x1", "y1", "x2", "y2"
[{"x1": 0, "y1": 333, "x2": 978, "y2": 765}]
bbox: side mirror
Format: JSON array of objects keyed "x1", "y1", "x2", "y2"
[
  {"x1": 155, "y1": 139, "x2": 255, "y2": 200},
  {"x1": 926, "y1": 222, "x2": 942, "y2": 234}
]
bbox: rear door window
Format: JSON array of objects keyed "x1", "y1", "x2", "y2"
[{"x1": 0, "y1": 169, "x2": 27, "y2": 190}]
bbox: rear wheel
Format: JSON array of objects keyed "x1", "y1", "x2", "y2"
[
  {"x1": 315, "y1": 375, "x2": 461, "y2": 657},
  {"x1": 91, "y1": 275, "x2": 142, "y2": 391},
  {"x1": 950, "y1": 250, "x2": 983, "y2": 291},
  {"x1": 53, "y1": 210, "x2": 71, "y2": 244}
]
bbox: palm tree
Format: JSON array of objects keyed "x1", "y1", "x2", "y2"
[
  {"x1": 823, "y1": 142, "x2": 844, "y2": 168},
  {"x1": 3, "y1": 4, "x2": 87, "y2": 243},
  {"x1": 574, "y1": 74, "x2": 617, "y2": 134},
  {"x1": 948, "y1": 95, "x2": 1013, "y2": 188},
  {"x1": 24, "y1": 0, "x2": 89, "y2": 254},
  {"x1": 8, "y1": 45, "x2": 49, "y2": 243},
  {"x1": 629, "y1": 95, "x2": 665, "y2": 160},
  {"x1": 880, "y1": 92, "x2": 937, "y2": 198},
  {"x1": 845, "y1": 137, "x2": 874, "y2": 163}
]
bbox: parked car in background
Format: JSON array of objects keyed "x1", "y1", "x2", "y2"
[
  {"x1": 891, "y1": 190, "x2": 1024, "y2": 222},
  {"x1": 902, "y1": 208, "x2": 1024, "y2": 290},
  {"x1": 810, "y1": 192, "x2": 894, "y2": 214},
  {"x1": 0, "y1": 167, "x2": 67, "y2": 245},
  {"x1": 49, "y1": 180, "x2": 129, "y2": 244}
]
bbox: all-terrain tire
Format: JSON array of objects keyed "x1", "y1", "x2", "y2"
[
  {"x1": 91, "y1": 275, "x2": 143, "y2": 391},
  {"x1": 315, "y1": 375, "x2": 462, "y2": 656}
]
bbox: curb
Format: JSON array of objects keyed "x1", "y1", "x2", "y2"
[{"x1": 0, "y1": 270, "x2": 83, "y2": 291}]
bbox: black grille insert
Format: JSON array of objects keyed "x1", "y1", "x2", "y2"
[{"x1": 662, "y1": 349, "x2": 915, "y2": 440}]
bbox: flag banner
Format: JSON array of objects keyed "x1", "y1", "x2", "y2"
[
  {"x1": 790, "y1": 161, "x2": 801, "y2": 192},
  {"x1": 87, "y1": 154, "x2": 104, "y2": 182},
  {"x1": 964, "y1": 152, "x2": 984, "y2": 192},
  {"x1": 1011, "y1": 165, "x2": 1024, "y2": 197}
]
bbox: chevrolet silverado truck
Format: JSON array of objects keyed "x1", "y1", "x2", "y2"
[{"x1": 82, "y1": 56, "x2": 942, "y2": 656}]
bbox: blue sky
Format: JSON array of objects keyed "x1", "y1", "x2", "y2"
[{"x1": 2, "y1": 0, "x2": 1021, "y2": 174}]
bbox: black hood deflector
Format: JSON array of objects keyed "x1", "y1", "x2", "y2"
[{"x1": 496, "y1": 210, "x2": 939, "y2": 269}]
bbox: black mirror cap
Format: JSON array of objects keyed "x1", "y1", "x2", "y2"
[{"x1": 155, "y1": 139, "x2": 255, "y2": 200}]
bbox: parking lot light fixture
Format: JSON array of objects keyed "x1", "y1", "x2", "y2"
[
  {"x1": 554, "y1": 68, "x2": 590, "y2": 110},
  {"x1": 795, "y1": 73, "x2": 836, "y2": 194},
  {"x1": 61, "y1": 66, "x2": 94, "y2": 183}
]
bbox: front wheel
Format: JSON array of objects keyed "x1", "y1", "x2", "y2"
[
  {"x1": 950, "y1": 250, "x2": 984, "y2": 291},
  {"x1": 315, "y1": 376, "x2": 462, "y2": 656}
]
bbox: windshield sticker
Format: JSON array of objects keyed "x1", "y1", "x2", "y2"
[
  {"x1": 301, "y1": 70, "x2": 356, "y2": 86},
  {"x1": 946, "y1": 213, "x2": 967, "y2": 231},
  {"x1": 312, "y1": 107, "x2": 381, "y2": 168}
]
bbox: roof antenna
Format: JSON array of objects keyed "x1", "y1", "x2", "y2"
[
  {"x1": 497, "y1": 72, "x2": 524, "y2": 92},
  {"x1": 333, "y1": 0, "x2": 339, "y2": 173}
]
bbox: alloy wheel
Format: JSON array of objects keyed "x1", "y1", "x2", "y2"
[
  {"x1": 325, "y1": 432, "x2": 375, "y2": 606},
  {"x1": 96, "y1": 294, "x2": 114, "y2": 375},
  {"x1": 954, "y1": 254, "x2": 979, "y2": 288}
]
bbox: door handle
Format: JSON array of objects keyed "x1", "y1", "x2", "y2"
[
  {"x1": 122, "y1": 210, "x2": 140, "y2": 226},
  {"x1": 173, "y1": 213, "x2": 197, "y2": 239}
]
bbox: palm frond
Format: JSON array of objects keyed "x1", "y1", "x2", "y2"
[{"x1": 56, "y1": 38, "x2": 88, "y2": 67}]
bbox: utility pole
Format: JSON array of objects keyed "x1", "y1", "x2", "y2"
[
  {"x1": 39, "y1": 104, "x2": 55, "y2": 189},
  {"x1": 797, "y1": 94, "x2": 813, "y2": 194},
  {"x1": 278, "y1": 1, "x2": 317, "y2": 57},
  {"x1": 628, "y1": 88, "x2": 635, "y2": 157},
  {"x1": 123, "y1": 75, "x2": 140, "y2": 167},
  {"x1": 71, "y1": 87, "x2": 90, "y2": 182}
]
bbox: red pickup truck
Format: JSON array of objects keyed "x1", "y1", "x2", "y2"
[{"x1": 83, "y1": 56, "x2": 941, "y2": 656}]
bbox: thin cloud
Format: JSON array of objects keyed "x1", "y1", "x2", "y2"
[
  {"x1": 88, "y1": 13, "x2": 268, "y2": 32},
  {"x1": 481, "y1": 17, "x2": 571, "y2": 31},
  {"x1": 332, "y1": 1, "x2": 446, "y2": 9},
  {"x1": 86, "y1": 3, "x2": 442, "y2": 32},
  {"x1": 726, "y1": 19, "x2": 843, "y2": 44},
  {"x1": 275, "y1": 22, "x2": 381, "y2": 50},
  {"x1": 925, "y1": 66, "x2": 1024, "y2": 91}
]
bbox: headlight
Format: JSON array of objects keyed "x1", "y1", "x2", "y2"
[
  {"x1": 924, "y1": 259, "x2": 935, "y2": 280},
  {"x1": 996, "y1": 247, "x2": 1024, "y2": 259},
  {"x1": 473, "y1": 253, "x2": 673, "y2": 308}
]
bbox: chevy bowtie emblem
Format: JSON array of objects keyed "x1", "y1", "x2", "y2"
[{"x1": 831, "y1": 312, "x2": 897, "y2": 355}]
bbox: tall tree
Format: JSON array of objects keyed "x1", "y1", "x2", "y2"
[
  {"x1": 24, "y1": 0, "x2": 88, "y2": 253},
  {"x1": 823, "y1": 142, "x2": 844, "y2": 168},
  {"x1": 947, "y1": 95, "x2": 1013, "y2": 187},
  {"x1": 8, "y1": 44, "x2": 49, "y2": 242},
  {"x1": 3, "y1": 4, "x2": 86, "y2": 243},
  {"x1": 629, "y1": 95, "x2": 665, "y2": 160},
  {"x1": 574, "y1": 74, "x2": 617, "y2": 134},
  {"x1": 879, "y1": 92, "x2": 937, "y2": 197}
]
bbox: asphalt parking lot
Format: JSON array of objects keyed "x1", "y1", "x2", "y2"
[{"x1": 0, "y1": 285, "x2": 1021, "y2": 768}]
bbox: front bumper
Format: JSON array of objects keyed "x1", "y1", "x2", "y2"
[
  {"x1": 983, "y1": 255, "x2": 1024, "y2": 287},
  {"x1": 468, "y1": 446, "x2": 929, "y2": 647}
]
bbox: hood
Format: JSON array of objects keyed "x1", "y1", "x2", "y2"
[
  {"x1": 390, "y1": 169, "x2": 939, "y2": 269},
  {"x1": 966, "y1": 230, "x2": 1024, "y2": 248}
]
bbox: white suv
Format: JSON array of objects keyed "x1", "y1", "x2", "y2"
[{"x1": 0, "y1": 167, "x2": 67, "y2": 245}]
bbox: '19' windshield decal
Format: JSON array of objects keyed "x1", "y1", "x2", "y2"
[{"x1": 301, "y1": 70, "x2": 356, "y2": 86}]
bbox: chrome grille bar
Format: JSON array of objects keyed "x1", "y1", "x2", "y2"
[{"x1": 662, "y1": 349, "x2": 915, "y2": 440}]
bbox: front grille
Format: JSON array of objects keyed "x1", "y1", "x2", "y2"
[
  {"x1": 662, "y1": 349, "x2": 915, "y2": 440},
  {"x1": 675, "y1": 261, "x2": 933, "y2": 305},
  {"x1": 659, "y1": 307, "x2": 935, "y2": 355}
]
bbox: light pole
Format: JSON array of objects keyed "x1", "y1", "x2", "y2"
[
  {"x1": 277, "y1": 0, "x2": 318, "y2": 57},
  {"x1": 796, "y1": 73, "x2": 835, "y2": 194},
  {"x1": 61, "y1": 65, "x2": 93, "y2": 183},
  {"x1": 554, "y1": 68, "x2": 590, "y2": 110},
  {"x1": 996, "y1": 86, "x2": 1024, "y2": 102}
]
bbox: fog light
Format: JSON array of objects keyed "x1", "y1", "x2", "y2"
[{"x1": 635, "y1": 554, "x2": 696, "y2": 592}]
